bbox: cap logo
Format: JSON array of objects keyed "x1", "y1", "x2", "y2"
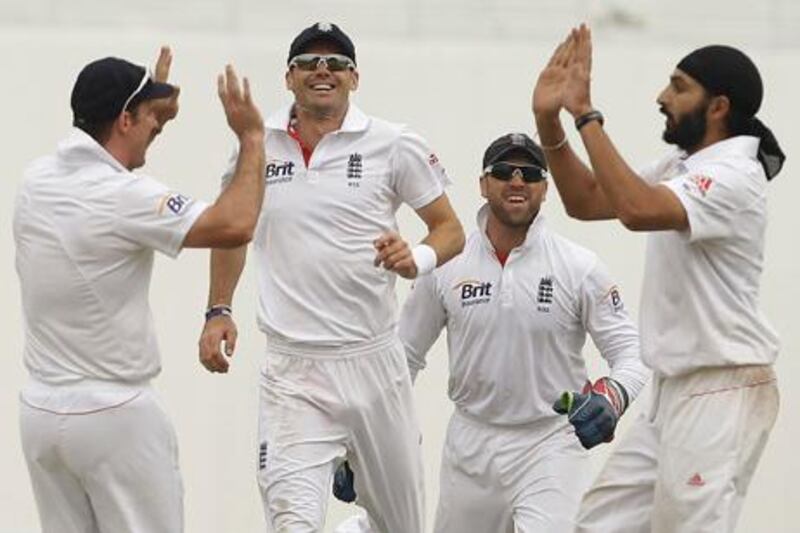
[
  {"x1": 510, "y1": 133, "x2": 527, "y2": 146},
  {"x1": 317, "y1": 22, "x2": 333, "y2": 32}
]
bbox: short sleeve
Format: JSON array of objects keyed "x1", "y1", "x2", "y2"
[
  {"x1": 390, "y1": 127, "x2": 450, "y2": 210},
  {"x1": 661, "y1": 162, "x2": 760, "y2": 242},
  {"x1": 114, "y1": 175, "x2": 208, "y2": 258}
]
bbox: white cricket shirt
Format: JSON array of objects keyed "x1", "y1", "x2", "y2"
[
  {"x1": 399, "y1": 206, "x2": 648, "y2": 426},
  {"x1": 639, "y1": 135, "x2": 780, "y2": 376},
  {"x1": 14, "y1": 128, "x2": 207, "y2": 389},
  {"x1": 225, "y1": 103, "x2": 449, "y2": 346}
]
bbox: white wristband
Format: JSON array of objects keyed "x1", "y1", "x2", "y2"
[{"x1": 411, "y1": 244, "x2": 437, "y2": 277}]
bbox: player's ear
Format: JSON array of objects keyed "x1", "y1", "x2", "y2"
[
  {"x1": 479, "y1": 176, "x2": 488, "y2": 198},
  {"x1": 349, "y1": 69, "x2": 359, "y2": 92},
  {"x1": 285, "y1": 69, "x2": 294, "y2": 91}
]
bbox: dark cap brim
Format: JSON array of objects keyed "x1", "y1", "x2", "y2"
[
  {"x1": 138, "y1": 80, "x2": 177, "y2": 101},
  {"x1": 485, "y1": 145, "x2": 545, "y2": 168}
]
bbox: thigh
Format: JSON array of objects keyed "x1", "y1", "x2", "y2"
[
  {"x1": 347, "y1": 344, "x2": 425, "y2": 533},
  {"x1": 434, "y1": 426, "x2": 512, "y2": 533},
  {"x1": 576, "y1": 410, "x2": 659, "y2": 533},
  {"x1": 511, "y1": 430, "x2": 591, "y2": 533},
  {"x1": 652, "y1": 372, "x2": 779, "y2": 533},
  {"x1": 257, "y1": 353, "x2": 348, "y2": 532},
  {"x1": 20, "y1": 402, "x2": 98, "y2": 533},
  {"x1": 75, "y1": 389, "x2": 183, "y2": 533}
]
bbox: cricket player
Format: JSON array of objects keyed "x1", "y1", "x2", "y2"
[
  {"x1": 336, "y1": 132, "x2": 649, "y2": 532},
  {"x1": 14, "y1": 48, "x2": 265, "y2": 532},
  {"x1": 198, "y1": 22, "x2": 465, "y2": 532},
  {"x1": 532, "y1": 25, "x2": 784, "y2": 532}
]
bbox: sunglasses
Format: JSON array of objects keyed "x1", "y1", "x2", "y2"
[
  {"x1": 121, "y1": 69, "x2": 152, "y2": 114},
  {"x1": 289, "y1": 53, "x2": 355, "y2": 72},
  {"x1": 483, "y1": 162, "x2": 548, "y2": 183}
]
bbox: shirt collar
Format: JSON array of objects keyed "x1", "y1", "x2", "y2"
[
  {"x1": 57, "y1": 128, "x2": 128, "y2": 173},
  {"x1": 681, "y1": 135, "x2": 760, "y2": 170},
  {"x1": 476, "y1": 203, "x2": 547, "y2": 255},
  {"x1": 265, "y1": 102, "x2": 370, "y2": 133}
]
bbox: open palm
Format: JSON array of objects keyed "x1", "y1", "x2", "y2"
[
  {"x1": 532, "y1": 36, "x2": 574, "y2": 118},
  {"x1": 562, "y1": 25, "x2": 594, "y2": 118}
]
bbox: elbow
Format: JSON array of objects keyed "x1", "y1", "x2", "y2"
[
  {"x1": 230, "y1": 225, "x2": 255, "y2": 246},
  {"x1": 617, "y1": 207, "x2": 652, "y2": 232},
  {"x1": 564, "y1": 203, "x2": 593, "y2": 221},
  {"x1": 227, "y1": 222, "x2": 255, "y2": 246},
  {"x1": 215, "y1": 220, "x2": 255, "y2": 248}
]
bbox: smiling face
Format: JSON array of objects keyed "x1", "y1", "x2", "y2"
[
  {"x1": 480, "y1": 153, "x2": 548, "y2": 229},
  {"x1": 285, "y1": 41, "x2": 359, "y2": 118}
]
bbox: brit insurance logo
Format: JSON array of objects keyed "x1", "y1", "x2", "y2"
[
  {"x1": 347, "y1": 152, "x2": 363, "y2": 188},
  {"x1": 265, "y1": 159, "x2": 296, "y2": 184},
  {"x1": 603, "y1": 285, "x2": 625, "y2": 314},
  {"x1": 158, "y1": 192, "x2": 191, "y2": 216},
  {"x1": 453, "y1": 279, "x2": 493, "y2": 308}
]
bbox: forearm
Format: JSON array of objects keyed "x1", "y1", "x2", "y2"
[
  {"x1": 422, "y1": 217, "x2": 464, "y2": 267},
  {"x1": 214, "y1": 134, "x2": 265, "y2": 231},
  {"x1": 579, "y1": 122, "x2": 661, "y2": 227},
  {"x1": 605, "y1": 348, "x2": 650, "y2": 404},
  {"x1": 207, "y1": 245, "x2": 247, "y2": 307},
  {"x1": 534, "y1": 113, "x2": 615, "y2": 220}
]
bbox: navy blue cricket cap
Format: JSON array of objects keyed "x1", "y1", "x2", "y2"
[
  {"x1": 677, "y1": 45, "x2": 762, "y2": 117},
  {"x1": 71, "y1": 57, "x2": 176, "y2": 126},
  {"x1": 288, "y1": 22, "x2": 356, "y2": 65},
  {"x1": 483, "y1": 133, "x2": 547, "y2": 170}
]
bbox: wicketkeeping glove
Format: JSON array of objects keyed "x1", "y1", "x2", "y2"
[
  {"x1": 553, "y1": 377, "x2": 629, "y2": 450},
  {"x1": 332, "y1": 460, "x2": 357, "y2": 503}
]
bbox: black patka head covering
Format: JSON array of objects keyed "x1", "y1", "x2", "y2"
[{"x1": 677, "y1": 45, "x2": 785, "y2": 180}]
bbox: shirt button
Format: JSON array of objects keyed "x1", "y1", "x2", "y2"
[{"x1": 307, "y1": 171, "x2": 319, "y2": 183}]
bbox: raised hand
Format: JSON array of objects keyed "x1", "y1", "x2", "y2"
[
  {"x1": 152, "y1": 45, "x2": 180, "y2": 126},
  {"x1": 217, "y1": 64, "x2": 264, "y2": 140},
  {"x1": 562, "y1": 24, "x2": 595, "y2": 118},
  {"x1": 532, "y1": 31, "x2": 576, "y2": 119}
]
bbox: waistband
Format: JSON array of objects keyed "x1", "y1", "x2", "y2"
[
  {"x1": 20, "y1": 377, "x2": 151, "y2": 415},
  {"x1": 654, "y1": 364, "x2": 776, "y2": 389},
  {"x1": 454, "y1": 405, "x2": 568, "y2": 435},
  {"x1": 265, "y1": 329, "x2": 400, "y2": 359}
]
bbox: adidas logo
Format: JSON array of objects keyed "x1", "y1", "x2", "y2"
[{"x1": 687, "y1": 473, "x2": 705, "y2": 487}]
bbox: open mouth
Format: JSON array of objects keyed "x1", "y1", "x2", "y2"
[
  {"x1": 505, "y1": 195, "x2": 528, "y2": 204},
  {"x1": 310, "y1": 83, "x2": 334, "y2": 93}
]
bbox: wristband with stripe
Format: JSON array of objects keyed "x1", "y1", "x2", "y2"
[{"x1": 205, "y1": 304, "x2": 232, "y2": 321}]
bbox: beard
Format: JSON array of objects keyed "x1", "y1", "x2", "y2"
[
  {"x1": 662, "y1": 100, "x2": 709, "y2": 152},
  {"x1": 487, "y1": 200, "x2": 538, "y2": 229}
]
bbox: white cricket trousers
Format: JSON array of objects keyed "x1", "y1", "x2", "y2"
[
  {"x1": 577, "y1": 364, "x2": 778, "y2": 533},
  {"x1": 257, "y1": 331, "x2": 425, "y2": 533},
  {"x1": 434, "y1": 410, "x2": 591, "y2": 533},
  {"x1": 19, "y1": 385, "x2": 183, "y2": 533}
]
